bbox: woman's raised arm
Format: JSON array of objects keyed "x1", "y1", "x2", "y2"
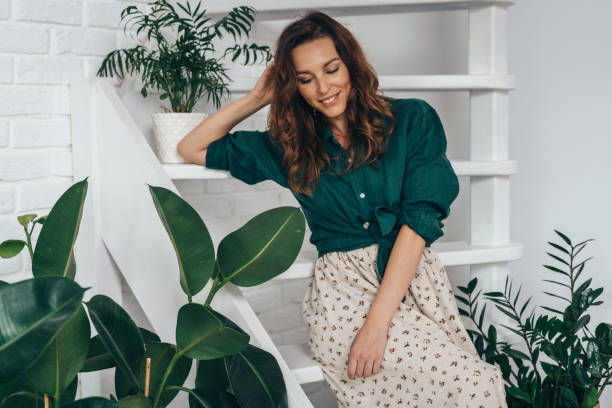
[{"x1": 177, "y1": 62, "x2": 275, "y2": 165}]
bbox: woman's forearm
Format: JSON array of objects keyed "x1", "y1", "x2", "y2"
[
  {"x1": 365, "y1": 225, "x2": 426, "y2": 328},
  {"x1": 177, "y1": 91, "x2": 268, "y2": 165}
]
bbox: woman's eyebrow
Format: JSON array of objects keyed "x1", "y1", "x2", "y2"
[{"x1": 296, "y1": 57, "x2": 340, "y2": 74}]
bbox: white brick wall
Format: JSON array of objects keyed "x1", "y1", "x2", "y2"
[{"x1": 0, "y1": 0, "x2": 333, "y2": 403}]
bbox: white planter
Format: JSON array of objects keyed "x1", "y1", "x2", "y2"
[{"x1": 152, "y1": 112, "x2": 208, "y2": 163}]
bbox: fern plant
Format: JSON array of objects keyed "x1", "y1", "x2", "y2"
[
  {"x1": 455, "y1": 230, "x2": 610, "y2": 408},
  {"x1": 97, "y1": 0, "x2": 272, "y2": 112}
]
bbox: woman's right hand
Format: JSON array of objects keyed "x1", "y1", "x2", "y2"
[{"x1": 249, "y1": 61, "x2": 275, "y2": 106}]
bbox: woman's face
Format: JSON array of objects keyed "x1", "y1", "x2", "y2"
[{"x1": 292, "y1": 36, "x2": 352, "y2": 127}]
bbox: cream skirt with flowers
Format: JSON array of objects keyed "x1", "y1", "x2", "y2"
[{"x1": 301, "y1": 243, "x2": 508, "y2": 408}]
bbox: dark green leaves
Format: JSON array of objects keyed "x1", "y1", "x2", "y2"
[
  {"x1": 85, "y1": 295, "x2": 145, "y2": 392},
  {"x1": 24, "y1": 305, "x2": 91, "y2": 397},
  {"x1": 0, "y1": 277, "x2": 86, "y2": 382},
  {"x1": 32, "y1": 178, "x2": 88, "y2": 278},
  {"x1": 217, "y1": 207, "x2": 305, "y2": 286},
  {"x1": 225, "y1": 344, "x2": 288, "y2": 408},
  {"x1": 148, "y1": 185, "x2": 215, "y2": 300},
  {"x1": 176, "y1": 304, "x2": 249, "y2": 360}
]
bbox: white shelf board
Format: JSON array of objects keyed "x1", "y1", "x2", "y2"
[
  {"x1": 164, "y1": 159, "x2": 518, "y2": 180},
  {"x1": 269, "y1": 241, "x2": 523, "y2": 280},
  {"x1": 206, "y1": 0, "x2": 514, "y2": 20},
  {"x1": 227, "y1": 75, "x2": 516, "y2": 93},
  {"x1": 277, "y1": 343, "x2": 324, "y2": 384}
]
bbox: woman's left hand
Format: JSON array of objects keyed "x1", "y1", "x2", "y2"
[{"x1": 347, "y1": 319, "x2": 389, "y2": 379}]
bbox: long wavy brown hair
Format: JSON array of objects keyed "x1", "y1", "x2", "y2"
[{"x1": 267, "y1": 10, "x2": 397, "y2": 197}]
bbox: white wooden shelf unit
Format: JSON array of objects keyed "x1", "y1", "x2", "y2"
[{"x1": 71, "y1": 0, "x2": 518, "y2": 406}]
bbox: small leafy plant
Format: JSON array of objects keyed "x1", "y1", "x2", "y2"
[
  {"x1": 0, "y1": 178, "x2": 305, "y2": 407},
  {"x1": 97, "y1": 0, "x2": 272, "y2": 112},
  {"x1": 455, "y1": 230, "x2": 610, "y2": 408}
]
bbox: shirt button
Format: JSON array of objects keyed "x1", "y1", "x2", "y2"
[
  {"x1": 363, "y1": 221, "x2": 370, "y2": 229},
  {"x1": 359, "y1": 192, "x2": 365, "y2": 198}
]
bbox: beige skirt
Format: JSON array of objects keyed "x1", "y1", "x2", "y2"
[{"x1": 301, "y1": 243, "x2": 508, "y2": 408}]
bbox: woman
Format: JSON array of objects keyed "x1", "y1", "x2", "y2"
[{"x1": 177, "y1": 10, "x2": 508, "y2": 408}]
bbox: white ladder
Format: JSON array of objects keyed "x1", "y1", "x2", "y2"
[{"x1": 71, "y1": 1, "x2": 518, "y2": 406}]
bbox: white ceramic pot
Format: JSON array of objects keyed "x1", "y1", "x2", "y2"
[{"x1": 152, "y1": 112, "x2": 208, "y2": 163}]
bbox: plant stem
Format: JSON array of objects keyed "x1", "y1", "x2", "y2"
[
  {"x1": 152, "y1": 352, "x2": 182, "y2": 407},
  {"x1": 165, "y1": 385, "x2": 208, "y2": 406},
  {"x1": 204, "y1": 275, "x2": 231, "y2": 307},
  {"x1": 23, "y1": 224, "x2": 34, "y2": 261}
]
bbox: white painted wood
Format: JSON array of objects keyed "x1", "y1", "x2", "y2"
[
  {"x1": 164, "y1": 159, "x2": 518, "y2": 180},
  {"x1": 468, "y1": 5, "x2": 518, "y2": 343},
  {"x1": 271, "y1": 241, "x2": 522, "y2": 280},
  {"x1": 205, "y1": 0, "x2": 514, "y2": 19},
  {"x1": 70, "y1": 78, "x2": 103, "y2": 398},
  {"x1": 225, "y1": 75, "x2": 516, "y2": 93},
  {"x1": 277, "y1": 344, "x2": 324, "y2": 384},
  {"x1": 89, "y1": 78, "x2": 313, "y2": 407}
]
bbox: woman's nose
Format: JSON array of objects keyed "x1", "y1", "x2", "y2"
[{"x1": 317, "y1": 78, "x2": 330, "y2": 94}]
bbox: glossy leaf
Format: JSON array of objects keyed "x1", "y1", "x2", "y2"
[
  {"x1": 0, "y1": 277, "x2": 85, "y2": 383},
  {"x1": 176, "y1": 304, "x2": 249, "y2": 360},
  {"x1": 225, "y1": 344, "x2": 288, "y2": 408},
  {"x1": 1, "y1": 376, "x2": 77, "y2": 407},
  {"x1": 195, "y1": 357, "x2": 230, "y2": 392},
  {"x1": 217, "y1": 207, "x2": 305, "y2": 286},
  {"x1": 81, "y1": 328, "x2": 159, "y2": 373},
  {"x1": 17, "y1": 214, "x2": 37, "y2": 226},
  {"x1": 148, "y1": 185, "x2": 215, "y2": 298},
  {"x1": 117, "y1": 395, "x2": 153, "y2": 408},
  {"x1": 24, "y1": 305, "x2": 90, "y2": 396},
  {"x1": 115, "y1": 341, "x2": 192, "y2": 407},
  {"x1": 85, "y1": 295, "x2": 145, "y2": 392},
  {"x1": 188, "y1": 388, "x2": 240, "y2": 408},
  {"x1": 62, "y1": 397, "x2": 119, "y2": 408},
  {"x1": 32, "y1": 178, "x2": 88, "y2": 278},
  {"x1": 0, "y1": 240, "x2": 26, "y2": 259}
]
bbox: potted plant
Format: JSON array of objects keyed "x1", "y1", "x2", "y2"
[
  {"x1": 96, "y1": 0, "x2": 272, "y2": 163},
  {"x1": 0, "y1": 178, "x2": 306, "y2": 407},
  {"x1": 454, "y1": 230, "x2": 610, "y2": 408}
]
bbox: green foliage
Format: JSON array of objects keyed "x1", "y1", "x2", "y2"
[
  {"x1": 455, "y1": 230, "x2": 609, "y2": 408},
  {"x1": 0, "y1": 178, "x2": 303, "y2": 408},
  {"x1": 97, "y1": 0, "x2": 272, "y2": 112}
]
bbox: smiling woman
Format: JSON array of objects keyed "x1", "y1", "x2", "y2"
[{"x1": 178, "y1": 9, "x2": 508, "y2": 408}]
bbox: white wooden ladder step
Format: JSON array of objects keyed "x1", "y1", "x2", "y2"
[{"x1": 277, "y1": 343, "x2": 325, "y2": 384}]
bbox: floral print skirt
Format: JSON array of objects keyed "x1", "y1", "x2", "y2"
[{"x1": 301, "y1": 243, "x2": 508, "y2": 408}]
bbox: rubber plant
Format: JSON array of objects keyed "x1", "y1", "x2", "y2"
[
  {"x1": 0, "y1": 178, "x2": 304, "y2": 408},
  {"x1": 96, "y1": 0, "x2": 272, "y2": 112},
  {"x1": 454, "y1": 230, "x2": 609, "y2": 408}
]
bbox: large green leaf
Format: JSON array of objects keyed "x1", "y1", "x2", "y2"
[
  {"x1": 117, "y1": 395, "x2": 153, "y2": 408},
  {"x1": 115, "y1": 341, "x2": 192, "y2": 407},
  {"x1": 225, "y1": 344, "x2": 288, "y2": 408},
  {"x1": 81, "y1": 328, "x2": 159, "y2": 373},
  {"x1": 0, "y1": 281, "x2": 7, "y2": 289},
  {"x1": 188, "y1": 388, "x2": 240, "y2": 408},
  {"x1": 148, "y1": 185, "x2": 215, "y2": 298},
  {"x1": 195, "y1": 357, "x2": 230, "y2": 392},
  {"x1": 176, "y1": 304, "x2": 249, "y2": 360},
  {"x1": 85, "y1": 295, "x2": 145, "y2": 393},
  {"x1": 0, "y1": 277, "x2": 85, "y2": 383},
  {"x1": 0, "y1": 375, "x2": 77, "y2": 407},
  {"x1": 217, "y1": 207, "x2": 305, "y2": 287},
  {"x1": 62, "y1": 397, "x2": 119, "y2": 408},
  {"x1": 24, "y1": 305, "x2": 90, "y2": 396},
  {"x1": 0, "y1": 240, "x2": 26, "y2": 259},
  {"x1": 32, "y1": 178, "x2": 88, "y2": 278}
]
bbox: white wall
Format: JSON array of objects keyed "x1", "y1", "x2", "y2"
[{"x1": 1, "y1": 0, "x2": 610, "y2": 407}]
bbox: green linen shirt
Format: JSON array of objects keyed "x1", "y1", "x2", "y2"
[{"x1": 205, "y1": 98, "x2": 459, "y2": 283}]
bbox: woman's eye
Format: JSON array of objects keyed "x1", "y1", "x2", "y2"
[{"x1": 298, "y1": 68, "x2": 339, "y2": 84}]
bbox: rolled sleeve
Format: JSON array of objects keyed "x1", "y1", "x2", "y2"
[
  {"x1": 205, "y1": 129, "x2": 288, "y2": 187},
  {"x1": 397, "y1": 107, "x2": 459, "y2": 246}
]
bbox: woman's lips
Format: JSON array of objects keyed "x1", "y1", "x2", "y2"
[{"x1": 320, "y1": 91, "x2": 340, "y2": 106}]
